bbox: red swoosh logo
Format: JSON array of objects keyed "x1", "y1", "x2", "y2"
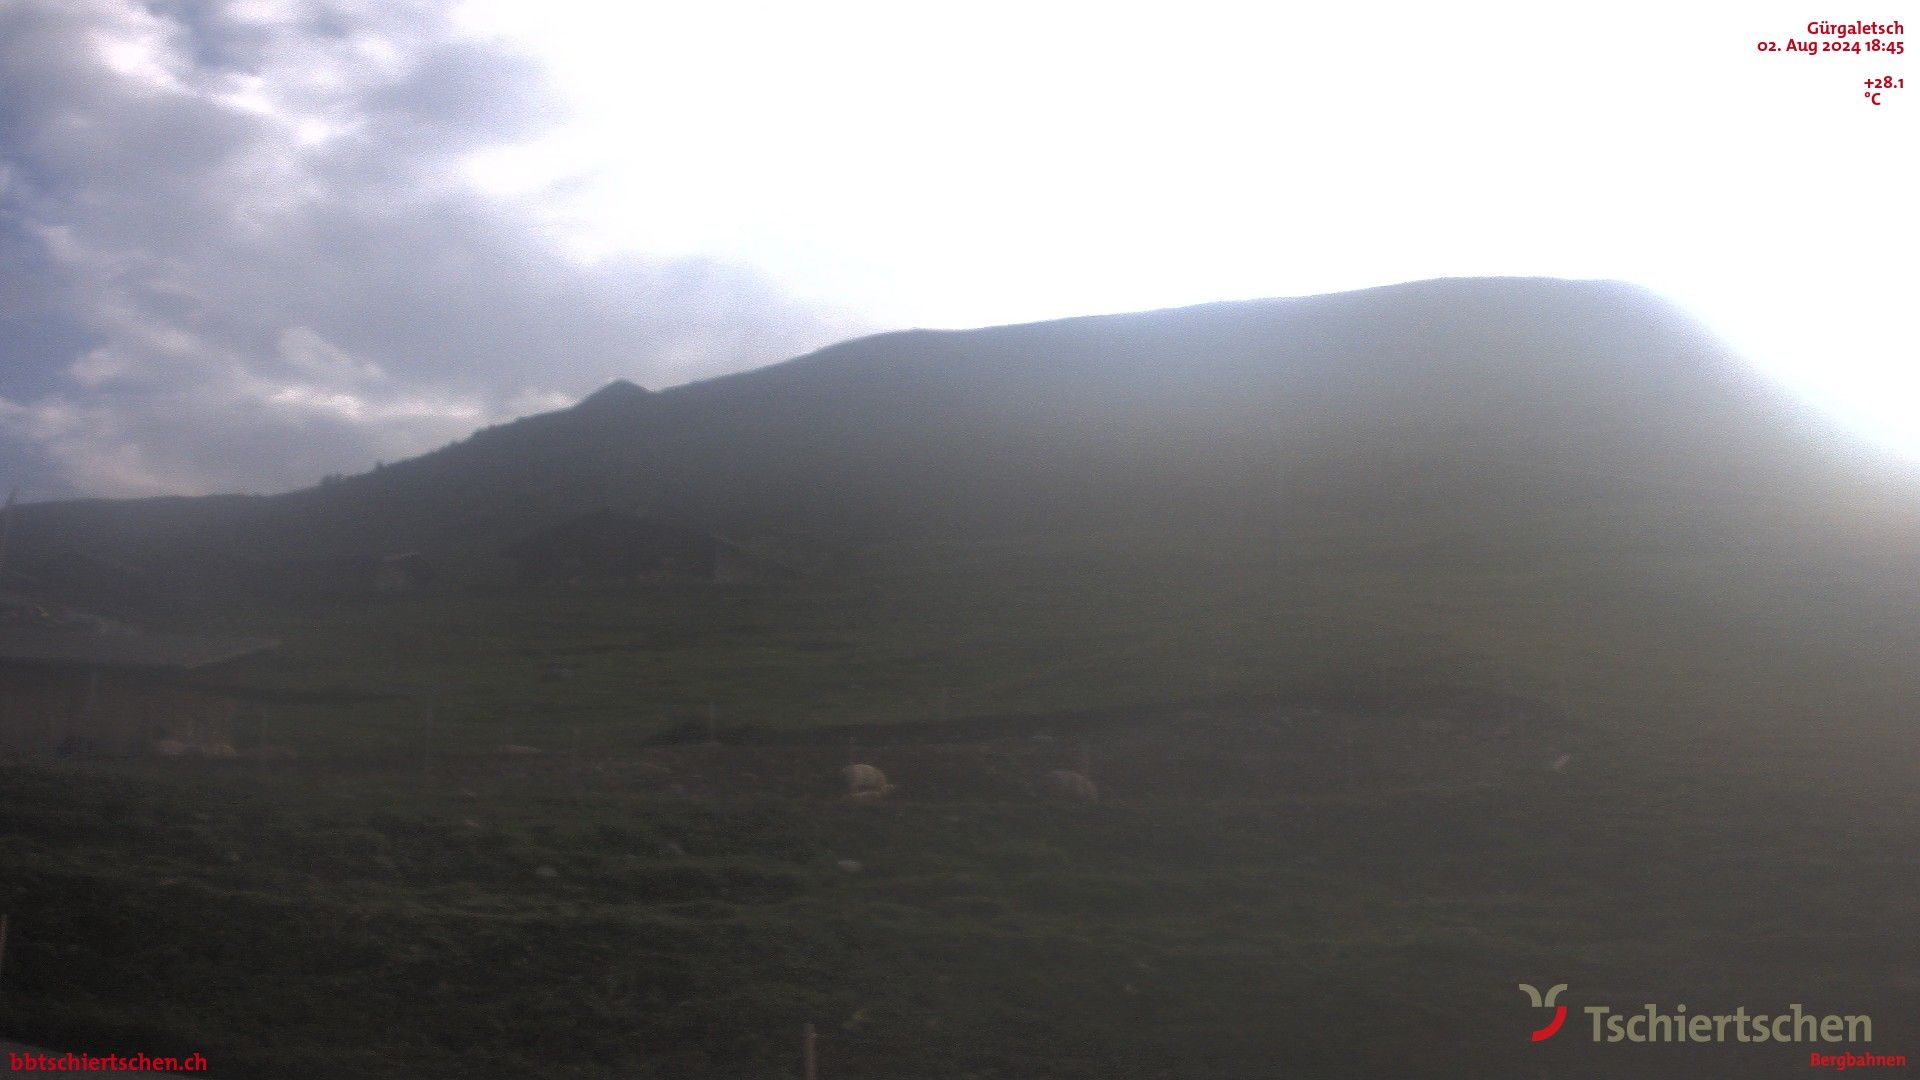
[{"x1": 1531, "y1": 1006, "x2": 1567, "y2": 1042}]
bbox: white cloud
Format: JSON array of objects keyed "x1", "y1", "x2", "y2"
[
  {"x1": 275, "y1": 327, "x2": 387, "y2": 386},
  {"x1": 0, "y1": 0, "x2": 864, "y2": 497}
]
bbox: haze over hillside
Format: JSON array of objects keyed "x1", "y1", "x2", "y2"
[{"x1": 11, "y1": 276, "x2": 1910, "y2": 581}]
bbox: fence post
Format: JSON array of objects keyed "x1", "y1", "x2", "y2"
[{"x1": 421, "y1": 694, "x2": 436, "y2": 776}]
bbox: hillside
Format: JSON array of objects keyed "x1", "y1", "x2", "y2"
[
  {"x1": 14, "y1": 276, "x2": 1908, "y2": 577},
  {"x1": 5, "y1": 278, "x2": 1919, "y2": 1080},
  {"x1": 7, "y1": 277, "x2": 1916, "y2": 742}
]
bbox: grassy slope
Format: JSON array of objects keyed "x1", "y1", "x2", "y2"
[
  {"x1": 1, "y1": 721, "x2": 1914, "y2": 1080},
  {"x1": 2, "y1": 522, "x2": 1915, "y2": 1078},
  {"x1": 195, "y1": 516, "x2": 1920, "y2": 757}
]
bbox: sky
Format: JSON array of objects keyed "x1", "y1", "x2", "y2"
[{"x1": 0, "y1": 0, "x2": 1913, "y2": 498}]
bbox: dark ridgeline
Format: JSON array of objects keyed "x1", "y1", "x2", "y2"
[{"x1": 4, "y1": 276, "x2": 1912, "y2": 590}]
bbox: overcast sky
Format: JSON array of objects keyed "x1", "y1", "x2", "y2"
[{"x1": 1, "y1": 0, "x2": 1913, "y2": 498}]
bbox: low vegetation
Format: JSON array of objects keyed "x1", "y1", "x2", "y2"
[
  {"x1": 1, "y1": 709, "x2": 1912, "y2": 1079},
  {"x1": 3, "y1": 524, "x2": 1917, "y2": 1077}
]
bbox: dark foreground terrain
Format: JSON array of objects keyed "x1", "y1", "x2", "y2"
[{"x1": 1, "y1": 698, "x2": 1914, "y2": 1080}]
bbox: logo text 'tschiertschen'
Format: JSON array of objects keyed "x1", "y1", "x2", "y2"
[
  {"x1": 1584, "y1": 1004, "x2": 1871, "y2": 1044},
  {"x1": 1518, "y1": 984, "x2": 1877, "y2": 1045}
]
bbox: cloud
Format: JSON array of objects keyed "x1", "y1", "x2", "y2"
[{"x1": 0, "y1": 0, "x2": 866, "y2": 498}]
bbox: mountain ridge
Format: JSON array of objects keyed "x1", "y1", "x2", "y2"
[{"x1": 8, "y1": 276, "x2": 1910, "y2": 587}]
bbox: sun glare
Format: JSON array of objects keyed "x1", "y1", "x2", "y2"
[{"x1": 452, "y1": 0, "x2": 1917, "y2": 457}]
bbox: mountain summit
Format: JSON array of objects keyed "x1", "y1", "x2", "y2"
[{"x1": 573, "y1": 379, "x2": 652, "y2": 411}]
